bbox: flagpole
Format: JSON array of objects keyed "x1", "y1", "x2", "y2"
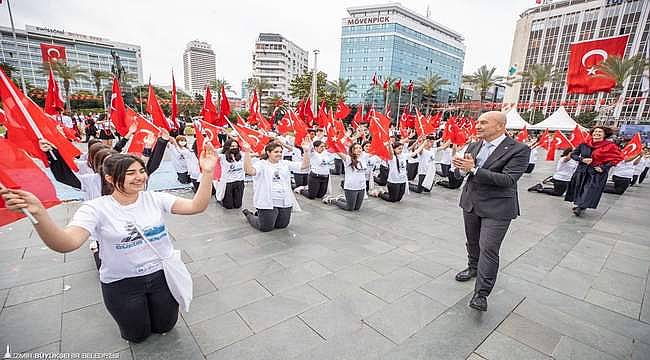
[
  {"x1": 0, "y1": 182, "x2": 38, "y2": 224},
  {"x1": 5, "y1": 0, "x2": 27, "y2": 94},
  {"x1": 409, "y1": 88, "x2": 414, "y2": 113},
  {"x1": 396, "y1": 87, "x2": 402, "y2": 123},
  {"x1": 310, "y1": 50, "x2": 319, "y2": 116}
]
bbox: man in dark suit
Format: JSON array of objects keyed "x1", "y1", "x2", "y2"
[{"x1": 451, "y1": 111, "x2": 530, "y2": 311}]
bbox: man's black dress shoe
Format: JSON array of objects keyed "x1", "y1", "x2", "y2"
[
  {"x1": 469, "y1": 294, "x2": 487, "y2": 311},
  {"x1": 455, "y1": 268, "x2": 477, "y2": 282}
]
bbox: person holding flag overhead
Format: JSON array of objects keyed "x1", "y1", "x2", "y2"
[
  {"x1": 565, "y1": 126, "x2": 624, "y2": 216},
  {"x1": 370, "y1": 138, "x2": 410, "y2": 202},
  {"x1": 1, "y1": 142, "x2": 219, "y2": 343},
  {"x1": 323, "y1": 142, "x2": 368, "y2": 211},
  {"x1": 241, "y1": 139, "x2": 311, "y2": 232}
]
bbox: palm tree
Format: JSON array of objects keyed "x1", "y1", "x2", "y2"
[
  {"x1": 209, "y1": 78, "x2": 231, "y2": 112},
  {"x1": 463, "y1": 65, "x2": 504, "y2": 112},
  {"x1": 0, "y1": 62, "x2": 18, "y2": 78},
  {"x1": 418, "y1": 73, "x2": 450, "y2": 115},
  {"x1": 512, "y1": 63, "x2": 561, "y2": 122},
  {"x1": 247, "y1": 78, "x2": 272, "y2": 112},
  {"x1": 265, "y1": 95, "x2": 287, "y2": 119},
  {"x1": 44, "y1": 60, "x2": 90, "y2": 112},
  {"x1": 90, "y1": 70, "x2": 112, "y2": 95},
  {"x1": 327, "y1": 78, "x2": 357, "y2": 102},
  {"x1": 595, "y1": 55, "x2": 645, "y2": 125}
]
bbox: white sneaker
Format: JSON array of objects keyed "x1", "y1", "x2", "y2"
[{"x1": 294, "y1": 186, "x2": 305, "y2": 194}]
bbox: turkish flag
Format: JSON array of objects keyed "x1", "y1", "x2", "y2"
[
  {"x1": 109, "y1": 78, "x2": 128, "y2": 136},
  {"x1": 192, "y1": 121, "x2": 222, "y2": 180},
  {"x1": 277, "y1": 113, "x2": 292, "y2": 135},
  {"x1": 146, "y1": 84, "x2": 171, "y2": 131},
  {"x1": 247, "y1": 90, "x2": 259, "y2": 125},
  {"x1": 351, "y1": 104, "x2": 363, "y2": 129},
  {"x1": 289, "y1": 110, "x2": 308, "y2": 147},
  {"x1": 0, "y1": 69, "x2": 81, "y2": 171},
  {"x1": 40, "y1": 43, "x2": 66, "y2": 63},
  {"x1": 220, "y1": 86, "x2": 231, "y2": 117},
  {"x1": 515, "y1": 126, "x2": 528, "y2": 143},
  {"x1": 201, "y1": 86, "x2": 218, "y2": 125},
  {"x1": 231, "y1": 116, "x2": 270, "y2": 154},
  {"x1": 315, "y1": 101, "x2": 328, "y2": 128},
  {"x1": 44, "y1": 67, "x2": 64, "y2": 115},
  {"x1": 546, "y1": 131, "x2": 573, "y2": 161},
  {"x1": 622, "y1": 133, "x2": 642, "y2": 159},
  {"x1": 125, "y1": 108, "x2": 161, "y2": 154},
  {"x1": 326, "y1": 113, "x2": 347, "y2": 153},
  {"x1": 568, "y1": 125, "x2": 585, "y2": 147},
  {"x1": 537, "y1": 129, "x2": 551, "y2": 150},
  {"x1": 0, "y1": 139, "x2": 61, "y2": 226},
  {"x1": 334, "y1": 100, "x2": 351, "y2": 120},
  {"x1": 567, "y1": 35, "x2": 629, "y2": 94}
]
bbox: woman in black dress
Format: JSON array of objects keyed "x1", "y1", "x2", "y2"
[{"x1": 565, "y1": 126, "x2": 624, "y2": 216}]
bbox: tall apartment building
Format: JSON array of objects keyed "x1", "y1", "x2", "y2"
[
  {"x1": 183, "y1": 40, "x2": 217, "y2": 96},
  {"x1": 250, "y1": 33, "x2": 308, "y2": 107},
  {"x1": 339, "y1": 3, "x2": 465, "y2": 106},
  {"x1": 0, "y1": 24, "x2": 142, "y2": 92},
  {"x1": 504, "y1": 0, "x2": 650, "y2": 125}
]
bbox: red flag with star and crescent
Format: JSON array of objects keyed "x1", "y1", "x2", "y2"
[
  {"x1": 109, "y1": 77, "x2": 128, "y2": 136},
  {"x1": 568, "y1": 125, "x2": 585, "y2": 147},
  {"x1": 567, "y1": 35, "x2": 629, "y2": 94},
  {"x1": 622, "y1": 133, "x2": 642, "y2": 159},
  {"x1": 44, "y1": 67, "x2": 64, "y2": 115},
  {"x1": 40, "y1": 43, "x2": 66, "y2": 63}
]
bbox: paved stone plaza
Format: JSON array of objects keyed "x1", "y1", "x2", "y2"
[{"x1": 1, "y1": 159, "x2": 649, "y2": 359}]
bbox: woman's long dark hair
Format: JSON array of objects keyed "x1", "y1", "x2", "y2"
[
  {"x1": 591, "y1": 126, "x2": 614, "y2": 139},
  {"x1": 101, "y1": 154, "x2": 146, "y2": 195},
  {"x1": 349, "y1": 143, "x2": 362, "y2": 170},
  {"x1": 392, "y1": 142, "x2": 403, "y2": 173},
  {"x1": 87, "y1": 142, "x2": 108, "y2": 172},
  {"x1": 222, "y1": 139, "x2": 242, "y2": 162}
]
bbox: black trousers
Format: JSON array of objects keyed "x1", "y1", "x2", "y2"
[
  {"x1": 407, "y1": 162, "x2": 419, "y2": 181},
  {"x1": 374, "y1": 165, "x2": 388, "y2": 186},
  {"x1": 524, "y1": 163, "x2": 535, "y2": 173},
  {"x1": 101, "y1": 270, "x2": 178, "y2": 343},
  {"x1": 300, "y1": 173, "x2": 329, "y2": 199},
  {"x1": 177, "y1": 172, "x2": 191, "y2": 184},
  {"x1": 409, "y1": 174, "x2": 430, "y2": 193},
  {"x1": 336, "y1": 189, "x2": 364, "y2": 211},
  {"x1": 631, "y1": 175, "x2": 639, "y2": 186},
  {"x1": 462, "y1": 211, "x2": 511, "y2": 297},
  {"x1": 639, "y1": 167, "x2": 648, "y2": 184},
  {"x1": 604, "y1": 175, "x2": 631, "y2": 195},
  {"x1": 293, "y1": 173, "x2": 308, "y2": 188},
  {"x1": 221, "y1": 180, "x2": 244, "y2": 209},
  {"x1": 438, "y1": 164, "x2": 451, "y2": 177},
  {"x1": 437, "y1": 171, "x2": 463, "y2": 189},
  {"x1": 192, "y1": 180, "x2": 216, "y2": 195},
  {"x1": 379, "y1": 182, "x2": 406, "y2": 202},
  {"x1": 332, "y1": 158, "x2": 344, "y2": 175},
  {"x1": 246, "y1": 207, "x2": 292, "y2": 232},
  {"x1": 536, "y1": 179, "x2": 569, "y2": 196}
]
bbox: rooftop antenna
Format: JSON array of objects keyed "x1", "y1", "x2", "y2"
[{"x1": 426, "y1": 4, "x2": 431, "y2": 18}]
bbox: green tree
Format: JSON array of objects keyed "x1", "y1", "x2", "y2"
[
  {"x1": 289, "y1": 71, "x2": 337, "y2": 109},
  {"x1": 90, "y1": 70, "x2": 112, "y2": 95},
  {"x1": 512, "y1": 63, "x2": 561, "y2": 121},
  {"x1": 327, "y1": 78, "x2": 357, "y2": 102},
  {"x1": 44, "y1": 59, "x2": 90, "y2": 112},
  {"x1": 418, "y1": 73, "x2": 450, "y2": 115},
  {"x1": 210, "y1": 78, "x2": 231, "y2": 112},
  {"x1": 0, "y1": 62, "x2": 18, "y2": 78},
  {"x1": 596, "y1": 55, "x2": 645, "y2": 102},
  {"x1": 574, "y1": 111, "x2": 599, "y2": 128},
  {"x1": 463, "y1": 65, "x2": 503, "y2": 112}
]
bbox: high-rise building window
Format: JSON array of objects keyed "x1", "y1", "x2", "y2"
[{"x1": 379, "y1": 57, "x2": 383, "y2": 62}]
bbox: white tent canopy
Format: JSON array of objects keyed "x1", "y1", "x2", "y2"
[
  {"x1": 505, "y1": 108, "x2": 533, "y2": 129},
  {"x1": 529, "y1": 106, "x2": 584, "y2": 131}
]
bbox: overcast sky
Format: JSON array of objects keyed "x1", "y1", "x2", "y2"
[{"x1": 3, "y1": 0, "x2": 535, "y2": 95}]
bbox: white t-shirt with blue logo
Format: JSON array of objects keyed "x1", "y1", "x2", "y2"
[
  {"x1": 69, "y1": 191, "x2": 178, "y2": 284},
  {"x1": 219, "y1": 154, "x2": 245, "y2": 183}
]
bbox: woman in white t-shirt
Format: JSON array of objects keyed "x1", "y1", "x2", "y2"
[
  {"x1": 371, "y1": 140, "x2": 410, "y2": 202},
  {"x1": 409, "y1": 135, "x2": 436, "y2": 193},
  {"x1": 325, "y1": 143, "x2": 367, "y2": 211},
  {"x1": 438, "y1": 139, "x2": 453, "y2": 177},
  {"x1": 218, "y1": 139, "x2": 245, "y2": 209},
  {"x1": 241, "y1": 140, "x2": 310, "y2": 232},
  {"x1": 525, "y1": 145, "x2": 538, "y2": 174},
  {"x1": 291, "y1": 145, "x2": 310, "y2": 189},
  {"x1": 298, "y1": 140, "x2": 332, "y2": 199},
  {"x1": 167, "y1": 135, "x2": 192, "y2": 184},
  {"x1": 0, "y1": 145, "x2": 218, "y2": 343}
]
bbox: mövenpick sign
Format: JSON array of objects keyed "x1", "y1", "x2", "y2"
[{"x1": 346, "y1": 16, "x2": 391, "y2": 25}]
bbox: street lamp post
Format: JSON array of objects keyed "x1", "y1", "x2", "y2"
[
  {"x1": 310, "y1": 49, "x2": 319, "y2": 117},
  {"x1": 5, "y1": 0, "x2": 27, "y2": 94}
]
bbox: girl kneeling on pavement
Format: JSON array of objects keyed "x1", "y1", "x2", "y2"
[{"x1": 0, "y1": 145, "x2": 219, "y2": 343}]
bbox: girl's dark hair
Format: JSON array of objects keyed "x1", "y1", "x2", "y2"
[
  {"x1": 312, "y1": 140, "x2": 323, "y2": 148},
  {"x1": 260, "y1": 142, "x2": 283, "y2": 160},
  {"x1": 349, "y1": 143, "x2": 362, "y2": 170},
  {"x1": 87, "y1": 143, "x2": 109, "y2": 172},
  {"x1": 87, "y1": 138, "x2": 102, "y2": 149},
  {"x1": 222, "y1": 139, "x2": 242, "y2": 162},
  {"x1": 92, "y1": 148, "x2": 117, "y2": 174},
  {"x1": 591, "y1": 126, "x2": 613, "y2": 138},
  {"x1": 561, "y1": 148, "x2": 572, "y2": 157},
  {"x1": 362, "y1": 141, "x2": 370, "y2": 150},
  {"x1": 101, "y1": 154, "x2": 146, "y2": 195},
  {"x1": 392, "y1": 142, "x2": 403, "y2": 173}
]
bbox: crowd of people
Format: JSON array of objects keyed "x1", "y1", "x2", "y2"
[{"x1": 2, "y1": 109, "x2": 648, "y2": 342}]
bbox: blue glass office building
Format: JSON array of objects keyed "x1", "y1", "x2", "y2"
[{"x1": 340, "y1": 4, "x2": 465, "y2": 106}]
